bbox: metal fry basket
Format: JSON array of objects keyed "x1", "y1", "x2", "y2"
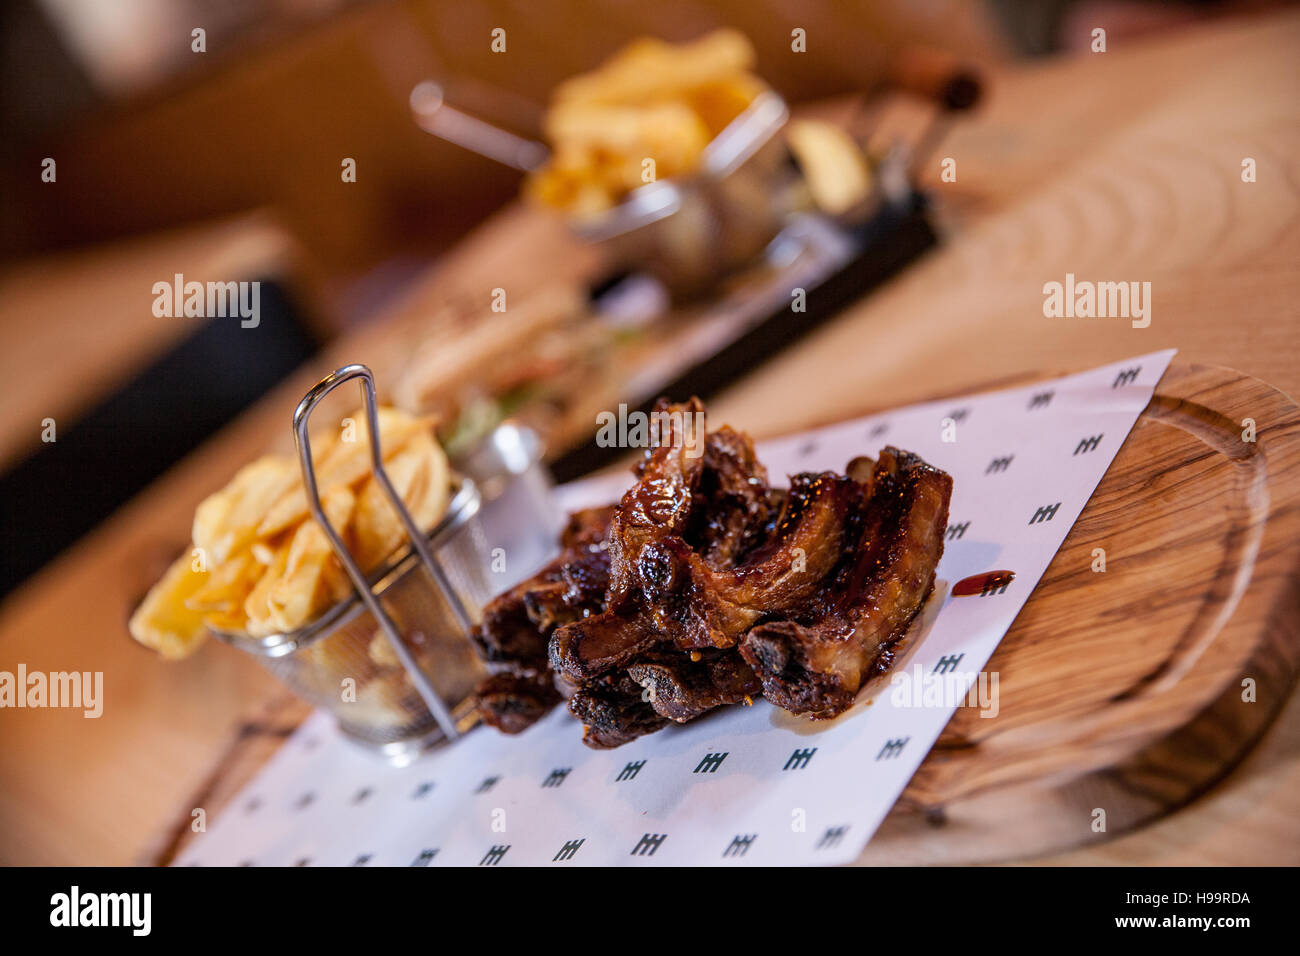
[{"x1": 212, "y1": 365, "x2": 491, "y2": 759}]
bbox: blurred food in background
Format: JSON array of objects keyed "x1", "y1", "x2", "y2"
[
  {"x1": 392, "y1": 283, "x2": 601, "y2": 456},
  {"x1": 1, "y1": 0, "x2": 1009, "y2": 296},
  {"x1": 394, "y1": 28, "x2": 967, "y2": 460},
  {"x1": 785, "y1": 120, "x2": 874, "y2": 216},
  {"x1": 524, "y1": 29, "x2": 769, "y2": 218}
]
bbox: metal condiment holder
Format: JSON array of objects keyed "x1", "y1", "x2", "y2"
[{"x1": 292, "y1": 363, "x2": 472, "y2": 743}]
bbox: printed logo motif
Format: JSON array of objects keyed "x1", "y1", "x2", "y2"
[
  {"x1": 553, "y1": 839, "x2": 585, "y2": 862},
  {"x1": 932, "y1": 654, "x2": 964, "y2": 675},
  {"x1": 479, "y1": 845, "x2": 510, "y2": 866},
  {"x1": 616, "y1": 760, "x2": 645, "y2": 782},
  {"x1": 876, "y1": 737, "x2": 909, "y2": 760},
  {"x1": 541, "y1": 767, "x2": 571, "y2": 788},
  {"x1": 723, "y1": 834, "x2": 757, "y2": 858},
  {"x1": 1029, "y1": 502, "x2": 1061, "y2": 525},
  {"x1": 693, "y1": 752, "x2": 728, "y2": 774},
  {"x1": 817, "y1": 826, "x2": 849, "y2": 850},
  {"x1": 783, "y1": 748, "x2": 816, "y2": 771},
  {"x1": 631, "y1": 833, "x2": 667, "y2": 857}
]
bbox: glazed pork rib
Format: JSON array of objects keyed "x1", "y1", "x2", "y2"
[
  {"x1": 741, "y1": 448, "x2": 952, "y2": 718},
  {"x1": 471, "y1": 505, "x2": 613, "y2": 734},
  {"x1": 470, "y1": 505, "x2": 613, "y2": 670},
  {"x1": 474, "y1": 670, "x2": 563, "y2": 734},
  {"x1": 470, "y1": 399, "x2": 951, "y2": 746},
  {"x1": 548, "y1": 471, "x2": 857, "y2": 679}
]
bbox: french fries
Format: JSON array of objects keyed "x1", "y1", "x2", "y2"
[
  {"x1": 525, "y1": 30, "x2": 769, "y2": 217},
  {"x1": 264, "y1": 486, "x2": 355, "y2": 636},
  {"x1": 352, "y1": 431, "x2": 450, "y2": 571},
  {"x1": 129, "y1": 407, "x2": 453, "y2": 658},
  {"x1": 127, "y1": 551, "x2": 210, "y2": 660},
  {"x1": 192, "y1": 456, "x2": 297, "y2": 564},
  {"x1": 255, "y1": 408, "x2": 428, "y2": 538},
  {"x1": 550, "y1": 31, "x2": 756, "y2": 109}
]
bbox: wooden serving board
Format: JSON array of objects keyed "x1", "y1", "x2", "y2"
[
  {"x1": 864, "y1": 361, "x2": 1300, "y2": 863},
  {"x1": 157, "y1": 362, "x2": 1300, "y2": 865}
]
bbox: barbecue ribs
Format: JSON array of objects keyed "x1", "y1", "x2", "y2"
[{"x1": 471, "y1": 399, "x2": 951, "y2": 747}]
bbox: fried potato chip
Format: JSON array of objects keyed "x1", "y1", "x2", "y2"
[
  {"x1": 243, "y1": 541, "x2": 291, "y2": 639},
  {"x1": 547, "y1": 105, "x2": 710, "y2": 194},
  {"x1": 322, "y1": 557, "x2": 354, "y2": 604},
  {"x1": 256, "y1": 408, "x2": 432, "y2": 538},
  {"x1": 267, "y1": 486, "x2": 355, "y2": 634},
  {"x1": 351, "y1": 431, "x2": 451, "y2": 571},
  {"x1": 368, "y1": 629, "x2": 401, "y2": 668},
  {"x1": 353, "y1": 667, "x2": 417, "y2": 722},
  {"x1": 302, "y1": 632, "x2": 376, "y2": 686},
  {"x1": 128, "y1": 552, "x2": 210, "y2": 659},
  {"x1": 526, "y1": 30, "x2": 766, "y2": 214},
  {"x1": 685, "y1": 74, "x2": 765, "y2": 136},
  {"x1": 407, "y1": 431, "x2": 451, "y2": 533},
  {"x1": 192, "y1": 456, "x2": 298, "y2": 564},
  {"x1": 185, "y1": 550, "x2": 257, "y2": 614},
  {"x1": 353, "y1": 449, "x2": 423, "y2": 573},
  {"x1": 201, "y1": 609, "x2": 247, "y2": 633},
  {"x1": 544, "y1": 103, "x2": 709, "y2": 172},
  {"x1": 552, "y1": 30, "x2": 755, "y2": 108}
]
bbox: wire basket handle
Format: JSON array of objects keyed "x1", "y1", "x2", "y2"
[{"x1": 292, "y1": 363, "x2": 465, "y2": 742}]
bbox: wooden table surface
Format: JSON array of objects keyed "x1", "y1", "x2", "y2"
[{"x1": 1, "y1": 10, "x2": 1297, "y2": 866}]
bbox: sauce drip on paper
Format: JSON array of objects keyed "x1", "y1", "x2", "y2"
[{"x1": 951, "y1": 570, "x2": 1016, "y2": 597}]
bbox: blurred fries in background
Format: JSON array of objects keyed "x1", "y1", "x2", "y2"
[{"x1": 524, "y1": 30, "x2": 769, "y2": 218}]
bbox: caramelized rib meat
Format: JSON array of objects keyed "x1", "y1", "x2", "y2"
[
  {"x1": 469, "y1": 505, "x2": 614, "y2": 670},
  {"x1": 549, "y1": 602, "x2": 658, "y2": 682},
  {"x1": 552, "y1": 471, "x2": 861, "y2": 667},
  {"x1": 683, "y1": 425, "x2": 782, "y2": 567},
  {"x1": 643, "y1": 472, "x2": 864, "y2": 650},
  {"x1": 562, "y1": 505, "x2": 619, "y2": 550},
  {"x1": 605, "y1": 398, "x2": 708, "y2": 610},
  {"x1": 521, "y1": 520, "x2": 612, "y2": 631},
  {"x1": 469, "y1": 395, "x2": 952, "y2": 747},
  {"x1": 741, "y1": 448, "x2": 952, "y2": 718},
  {"x1": 568, "y1": 670, "x2": 669, "y2": 749},
  {"x1": 549, "y1": 408, "x2": 785, "y2": 675},
  {"x1": 627, "y1": 648, "x2": 761, "y2": 723},
  {"x1": 475, "y1": 670, "x2": 563, "y2": 734},
  {"x1": 469, "y1": 505, "x2": 615, "y2": 731},
  {"x1": 471, "y1": 561, "x2": 563, "y2": 670}
]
